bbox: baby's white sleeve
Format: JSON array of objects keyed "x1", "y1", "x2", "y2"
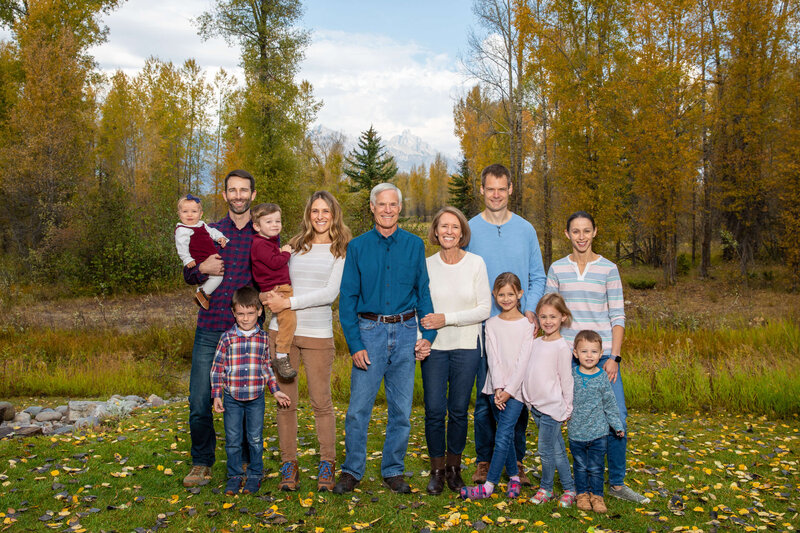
[
  {"x1": 175, "y1": 226, "x2": 195, "y2": 266},
  {"x1": 205, "y1": 223, "x2": 228, "y2": 243}
]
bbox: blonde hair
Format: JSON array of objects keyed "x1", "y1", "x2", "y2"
[
  {"x1": 177, "y1": 195, "x2": 203, "y2": 211},
  {"x1": 427, "y1": 206, "x2": 471, "y2": 248},
  {"x1": 535, "y1": 293, "x2": 572, "y2": 327},
  {"x1": 288, "y1": 191, "x2": 352, "y2": 259}
]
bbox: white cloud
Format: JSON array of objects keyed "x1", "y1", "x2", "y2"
[{"x1": 301, "y1": 30, "x2": 466, "y2": 156}]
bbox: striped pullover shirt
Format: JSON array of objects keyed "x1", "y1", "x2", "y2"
[
  {"x1": 210, "y1": 324, "x2": 279, "y2": 401},
  {"x1": 545, "y1": 255, "x2": 625, "y2": 354}
]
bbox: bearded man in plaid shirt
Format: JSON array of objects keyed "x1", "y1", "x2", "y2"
[{"x1": 182, "y1": 169, "x2": 260, "y2": 488}]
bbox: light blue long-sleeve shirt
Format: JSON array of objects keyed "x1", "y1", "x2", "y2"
[
  {"x1": 339, "y1": 227, "x2": 436, "y2": 355},
  {"x1": 466, "y1": 213, "x2": 546, "y2": 316}
]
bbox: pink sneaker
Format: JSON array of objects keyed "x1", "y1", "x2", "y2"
[
  {"x1": 559, "y1": 490, "x2": 576, "y2": 507},
  {"x1": 460, "y1": 484, "x2": 491, "y2": 500},
  {"x1": 531, "y1": 487, "x2": 555, "y2": 504},
  {"x1": 506, "y1": 479, "x2": 521, "y2": 498}
]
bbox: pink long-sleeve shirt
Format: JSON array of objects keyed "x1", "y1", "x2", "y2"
[
  {"x1": 522, "y1": 336, "x2": 574, "y2": 422},
  {"x1": 482, "y1": 315, "x2": 535, "y2": 401}
]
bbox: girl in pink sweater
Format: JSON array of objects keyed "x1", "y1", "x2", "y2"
[
  {"x1": 461, "y1": 272, "x2": 534, "y2": 500},
  {"x1": 522, "y1": 293, "x2": 576, "y2": 507}
]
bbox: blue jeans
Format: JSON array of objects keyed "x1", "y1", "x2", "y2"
[
  {"x1": 474, "y1": 339, "x2": 529, "y2": 463},
  {"x1": 342, "y1": 316, "x2": 417, "y2": 480},
  {"x1": 223, "y1": 392, "x2": 265, "y2": 479},
  {"x1": 531, "y1": 408, "x2": 575, "y2": 492},
  {"x1": 486, "y1": 398, "x2": 524, "y2": 484},
  {"x1": 600, "y1": 355, "x2": 627, "y2": 486},
  {"x1": 570, "y1": 437, "x2": 607, "y2": 495},
  {"x1": 421, "y1": 338, "x2": 481, "y2": 458},
  {"x1": 189, "y1": 327, "x2": 249, "y2": 467}
]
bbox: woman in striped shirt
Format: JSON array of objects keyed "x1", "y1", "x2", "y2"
[{"x1": 545, "y1": 211, "x2": 649, "y2": 505}]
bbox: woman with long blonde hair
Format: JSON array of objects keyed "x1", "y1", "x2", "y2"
[{"x1": 263, "y1": 191, "x2": 352, "y2": 492}]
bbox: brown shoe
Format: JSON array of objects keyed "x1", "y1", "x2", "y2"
[
  {"x1": 317, "y1": 460, "x2": 335, "y2": 492},
  {"x1": 445, "y1": 452, "x2": 465, "y2": 492},
  {"x1": 383, "y1": 475, "x2": 411, "y2": 493},
  {"x1": 471, "y1": 461, "x2": 489, "y2": 484},
  {"x1": 576, "y1": 492, "x2": 591, "y2": 511},
  {"x1": 194, "y1": 289, "x2": 210, "y2": 310},
  {"x1": 516, "y1": 461, "x2": 531, "y2": 486},
  {"x1": 183, "y1": 465, "x2": 212, "y2": 487},
  {"x1": 590, "y1": 494, "x2": 608, "y2": 513},
  {"x1": 426, "y1": 456, "x2": 445, "y2": 495},
  {"x1": 333, "y1": 472, "x2": 359, "y2": 494},
  {"x1": 278, "y1": 460, "x2": 299, "y2": 491},
  {"x1": 273, "y1": 356, "x2": 297, "y2": 380}
]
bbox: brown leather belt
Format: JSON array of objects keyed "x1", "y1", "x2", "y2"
[{"x1": 358, "y1": 311, "x2": 416, "y2": 323}]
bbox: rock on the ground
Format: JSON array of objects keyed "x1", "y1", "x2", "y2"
[
  {"x1": 55, "y1": 405, "x2": 68, "y2": 416},
  {"x1": 13, "y1": 412, "x2": 31, "y2": 425},
  {"x1": 0, "y1": 426, "x2": 14, "y2": 438},
  {"x1": 14, "y1": 425, "x2": 43, "y2": 437},
  {"x1": 147, "y1": 394, "x2": 165, "y2": 407},
  {"x1": 75, "y1": 416, "x2": 98, "y2": 429},
  {"x1": 124, "y1": 395, "x2": 144, "y2": 403},
  {"x1": 24, "y1": 405, "x2": 44, "y2": 417},
  {"x1": 67, "y1": 401, "x2": 101, "y2": 422},
  {"x1": 35, "y1": 409, "x2": 63, "y2": 422},
  {"x1": 0, "y1": 401, "x2": 15, "y2": 421},
  {"x1": 53, "y1": 425, "x2": 74, "y2": 435}
]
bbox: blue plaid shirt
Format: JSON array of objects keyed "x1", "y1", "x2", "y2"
[{"x1": 184, "y1": 214, "x2": 256, "y2": 330}]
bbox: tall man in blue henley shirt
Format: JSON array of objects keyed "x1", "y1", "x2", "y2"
[
  {"x1": 334, "y1": 183, "x2": 437, "y2": 494},
  {"x1": 465, "y1": 163, "x2": 546, "y2": 485}
]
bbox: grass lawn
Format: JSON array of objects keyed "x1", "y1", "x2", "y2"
[{"x1": 1, "y1": 402, "x2": 798, "y2": 532}]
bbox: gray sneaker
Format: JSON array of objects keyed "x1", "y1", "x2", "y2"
[{"x1": 608, "y1": 484, "x2": 651, "y2": 504}]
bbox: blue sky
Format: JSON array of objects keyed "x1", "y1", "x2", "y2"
[{"x1": 2, "y1": 0, "x2": 477, "y2": 156}]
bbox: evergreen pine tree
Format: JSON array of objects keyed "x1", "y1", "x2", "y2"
[
  {"x1": 344, "y1": 126, "x2": 398, "y2": 234},
  {"x1": 448, "y1": 157, "x2": 478, "y2": 218}
]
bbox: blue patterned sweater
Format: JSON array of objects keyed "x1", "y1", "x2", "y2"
[{"x1": 567, "y1": 368, "x2": 624, "y2": 442}]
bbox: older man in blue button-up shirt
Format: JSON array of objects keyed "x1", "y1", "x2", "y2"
[{"x1": 333, "y1": 183, "x2": 436, "y2": 495}]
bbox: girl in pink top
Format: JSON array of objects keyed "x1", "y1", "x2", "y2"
[
  {"x1": 523, "y1": 293, "x2": 576, "y2": 507},
  {"x1": 461, "y1": 272, "x2": 534, "y2": 500}
]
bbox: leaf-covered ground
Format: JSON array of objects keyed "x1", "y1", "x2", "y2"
[{"x1": 1, "y1": 403, "x2": 798, "y2": 532}]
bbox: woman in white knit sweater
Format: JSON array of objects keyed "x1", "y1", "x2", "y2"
[
  {"x1": 419, "y1": 206, "x2": 492, "y2": 494},
  {"x1": 262, "y1": 191, "x2": 352, "y2": 492}
]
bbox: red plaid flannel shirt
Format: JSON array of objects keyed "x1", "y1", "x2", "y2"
[{"x1": 210, "y1": 324, "x2": 279, "y2": 400}]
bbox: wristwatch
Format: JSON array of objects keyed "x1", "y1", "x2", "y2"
[{"x1": 610, "y1": 354, "x2": 622, "y2": 363}]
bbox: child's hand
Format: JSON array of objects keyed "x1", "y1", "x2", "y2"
[
  {"x1": 494, "y1": 389, "x2": 511, "y2": 410},
  {"x1": 616, "y1": 429, "x2": 625, "y2": 438},
  {"x1": 274, "y1": 391, "x2": 291, "y2": 408},
  {"x1": 217, "y1": 238, "x2": 228, "y2": 248},
  {"x1": 186, "y1": 260, "x2": 196, "y2": 269},
  {"x1": 213, "y1": 397, "x2": 224, "y2": 413},
  {"x1": 280, "y1": 244, "x2": 293, "y2": 253}
]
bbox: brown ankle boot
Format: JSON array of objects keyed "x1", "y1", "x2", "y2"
[
  {"x1": 445, "y1": 452, "x2": 465, "y2": 492},
  {"x1": 426, "y1": 456, "x2": 446, "y2": 495}
]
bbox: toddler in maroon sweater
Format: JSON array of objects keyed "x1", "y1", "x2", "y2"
[{"x1": 251, "y1": 203, "x2": 297, "y2": 380}]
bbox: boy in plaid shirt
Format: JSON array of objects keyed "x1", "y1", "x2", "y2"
[{"x1": 211, "y1": 287, "x2": 291, "y2": 495}]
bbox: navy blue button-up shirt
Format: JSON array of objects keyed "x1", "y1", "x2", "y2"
[{"x1": 339, "y1": 227, "x2": 436, "y2": 354}]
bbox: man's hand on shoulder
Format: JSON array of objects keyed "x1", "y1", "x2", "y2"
[
  {"x1": 352, "y1": 349, "x2": 371, "y2": 370},
  {"x1": 524, "y1": 310, "x2": 540, "y2": 335},
  {"x1": 199, "y1": 254, "x2": 224, "y2": 276}
]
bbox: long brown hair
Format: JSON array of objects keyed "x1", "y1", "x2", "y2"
[{"x1": 288, "y1": 191, "x2": 352, "y2": 258}]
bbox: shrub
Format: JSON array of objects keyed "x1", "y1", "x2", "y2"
[
  {"x1": 627, "y1": 277, "x2": 657, "y2": 290},
  {"x1": 677, "y1": 253, "x2": 691, "y2": 276}
]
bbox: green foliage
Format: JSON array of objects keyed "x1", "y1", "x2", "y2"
[
  {"x1": 627, "y1": 277, "x2": 657, "y2": 290},
  {"x1": 676, "y1": 253, "x2": 691, "y2": 277},
  {"x1": 448, "y1": 156, "x2": 479, "y2": 218}
]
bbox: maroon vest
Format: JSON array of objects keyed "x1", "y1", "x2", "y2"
[{"x1": 177, "y1": 224, "x2": 219, "y2": 263}]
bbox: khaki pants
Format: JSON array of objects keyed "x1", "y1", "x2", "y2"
[
  {"x1": 271, "y1": 284, "x2": 296, "y2": 354},
  {"x1": 269, "y1": 331, "x2": 336, "y2": 463}
]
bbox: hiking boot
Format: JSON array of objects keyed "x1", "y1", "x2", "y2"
[
  {"x1": 278, "y1": 460, "x2": 299, "y2": 491},
  {"x1": 471, "y1": 461, "x2": 489, "y2": 484},
  {"x1": 333, "y1": 472, "x2": 359, "y2": 494},
  {"x1": 445, "y1": 453, "x2": 465, "y2": 492},
  {"x1": 194, "y1": 289, "x2": 210, "y2": 310},
  {"x1": 426, "y1": 456, "x2": 445, "y2": 495},
  {"x1": 317, "y1": 460, "x2": 335, "y2": 492},
  {"x1": 576, "y1": 492, "x2": 592, "y2": 511},
  {"x1": 590, "y1": 493, "x2": 608, "y2": 513},
  {"x1": 183, "y1": 465, "x2": 212, "y2": 487},
  {"x1": 383, "y1": 475, "x2": 411, "y2": 493},
  {"x1": 273, "y1": 356, "x2": 297, "y2": 379},
  {"x1": 516, "y1": 461, "x2": 531, "y2": 486}
]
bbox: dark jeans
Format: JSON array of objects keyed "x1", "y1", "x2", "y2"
[
  {"x1": 222, "y1": 392, "x2": 265, "y2": 479},
  {"x1": 486, "y1": 398, "x2": 524, "y2": 484},
  {"x1": 474, "y1": 348, "x2": 528, "y2": 463},
  {"x1": 421, "y1": 339, "x2": 481, "y2": 458},
  {"x1": 189, "y1": 326, "x2": 249, "y2": 467},
  {"x1": 570, "y1": 437, "x2": 607, "y2": 496}
]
